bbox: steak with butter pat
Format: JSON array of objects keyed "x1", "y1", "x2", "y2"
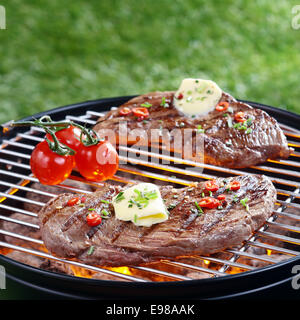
[
  {"x1": 93, "y1": 91, "x2": 292, "y2": 168},
  {"x1": 38, "y1": 174, "x2": 276, "y2": 267}
]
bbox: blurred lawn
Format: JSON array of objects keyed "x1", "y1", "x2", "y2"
[{"x1": 0, "y1": 0, "x2": 299, "y2": 123}]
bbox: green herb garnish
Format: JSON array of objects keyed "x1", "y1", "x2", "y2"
[
  {"x1": 141, "y1": 102, "x2": 152, "y2": 108},
  {"x1": 101, "y1": 209, "x2": 110, "y2": 216},
  {"x1": 246, "y1": 117, "x2": 253, "y2": 126},
  {"x1": 194, "y1": 201, "x2": 204, "y2": 216},
  {"x1": 115, "y1": 191, "x2": 125, "y2": 203},
  {"x1": 233, "y1": 195, "x2": 239, "y2": 203},
  {"x1": 168, "y1": 203, "x2": 177, "y2": 210},
  {"x1": 160, "y1": 96, "x2": 169, "y2": 108},
  {"x1": 100, "y1": 199, "x2": 110, "y2": 204},
  {"x1": 197, "y1": 124, "x2": 205, "y2": 133},
  {"x1": 240, "y1": 197, "x2": 249, "y2": 211},
  {"x1": 87, "y1": 246, "x2": 95, "y2": 255},
  {"x1": 129, "y1": 188, "x2": 159, "y2": 209}
]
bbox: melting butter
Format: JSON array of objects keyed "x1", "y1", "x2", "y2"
[
  {"x1": 112, "y1": 183, "x2": 168, "y2": 227},
  {"x1": 174, "y1": 78, "x2": 222, "y2": 116}
]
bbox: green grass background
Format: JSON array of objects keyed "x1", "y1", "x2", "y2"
[{"x1": 0, "y1": 0, "x2": 299, "y2": 124}]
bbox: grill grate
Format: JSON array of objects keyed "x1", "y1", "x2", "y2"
[{"x1": 0, "y1": 105, "x2": 300, "y2": 282}]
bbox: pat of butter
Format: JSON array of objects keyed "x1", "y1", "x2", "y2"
[
  {"x1": 112, "y1": 183, "x2": 168, "y2": 227},
  {"x1": 174, "y1": 78, "x2": 222, "y2": 116}
]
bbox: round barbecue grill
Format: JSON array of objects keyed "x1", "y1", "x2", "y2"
[{"x1": 0, "y1": 96, "x2": 299, "y2": 300}]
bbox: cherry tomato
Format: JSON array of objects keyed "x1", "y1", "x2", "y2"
[
  {"x1": 30, "y1": 140, "x2": 74, "y2": 185},
  {"x1": 198, "y1": 197, "x2": 220, "y2": 209},
  {"x1": 75, "y1": 140, "x2": 119, "y2": 182},
  {"x1": 132, "y1": 107, "x2": 149, "y2": 121},
  {"x1": 215, "y1": 102, "x2": 229, "y2": 112},
  {"x1": 119, "y1": 107, "x2": 132, "y2": 116},
  {"x1": 229, "y1": 180, "x2": 241, "y2": 191},
  {"x1": 46, "y1": 125, "x2": 82, "y2": 152},
  {"x1": 86, "y1": 211, "x2": 102, "y2": 227},
  {"x1": 234, "y1": 111, "x2": 247, "y2": 123},
  {"x1": 205, "y1": 179, "x2": 219, "y2": 192}
]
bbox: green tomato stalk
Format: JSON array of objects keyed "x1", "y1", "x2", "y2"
[{"x1": 10, "y1": 115, "x2": 100, "y2": 156}]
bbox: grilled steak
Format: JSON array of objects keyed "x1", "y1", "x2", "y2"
[
  {"x1": 38, "y1": 174, "x2": 276, "y2": 267},
  {"x1": 93, "y1": 91, "x2": 292, "y2": 168}
]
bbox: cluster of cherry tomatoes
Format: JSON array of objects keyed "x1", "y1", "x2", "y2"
[{"x1": 30, "y1": 125, "x2": 119, "y2": 185}]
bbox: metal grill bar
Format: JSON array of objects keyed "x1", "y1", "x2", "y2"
[{"x1": 0, "y1": 105, "x2": 299, "y2": 283}]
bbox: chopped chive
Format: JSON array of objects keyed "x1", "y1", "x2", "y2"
[
  {"x1": 194, "y1": 201, "x2": 203, "y2": 215},
  {"x1": 168, "y1": 203, "x2": 177, "y2": 210},
  {"x1": 240, "y1": 197, "x2": 250, "y2": 211},
  {"x1": 233, "y1": 195, "x2": 239, "y2": 203},
  {"x1": 134, "y1": 214, "x2": 138, "y2": 223},
  {"x1": 88, "y1": 208, "x2": 96, "y2": 211},
  {"x1": 87, "y1": 246, "x2": 95, "y2": 255},
  {"x1": 246, "y1": 117, "x2": 253, "y2": 126},
  {"x1": 160, "y1": 96, "x2": 169, "y2": 108},
  {"x1": 100, "y1": 199, "x2": 110, "y2": 204},
  {"x1": 141, "y1": 102, "x2": 152, "y2": 108},
  {"x1": 115, "y1": 191, "x2": 125, "y2": 203},
  {"x1": 245, "y1": 128, "x2": 252, "y2": 134},
  {"x1": 197, "y1": 124, "x2": 205, "y2": 133},
  {"x1": 101, "y1": 209, "x2": 110, "y2": 216}
]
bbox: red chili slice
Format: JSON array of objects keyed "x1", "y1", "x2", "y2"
[
  {"x1": 119, "y1": 107, "x2": 132, "y2": 116},
  {"x1": 132, "y1": 107, "x2": 149, "y2": 121},
  {"x1": 229, "y1": 180, "x2": 241, "y2": 191},
  {"x1": 80, "y1": 197, "x2": 86, "y2": 203},
  {"x1": 86, "y1": 212, "x2": 102, "y2": 227},
  {"x1": 215, "y1": 101, "x2": 229, "y2": 112},
  {"x1": 217, "y1": 194, "x2": 226, "y2": 201},
  {"x1": 234, "y1": 111, "x2": 247, "y2": 123},
  {"x1": 205, "y1": 180, "x2": 219, "y2": 192},
  {"x1": 177, "y1": 93, "x2": 184, "y2": 100},
  {"x1": 198, "y1": 197, "x2": 220, "y2": 209},
  {"x1": 67, "y1": 197, "x2": 80, "y2": 206},
  {"x1": 132, "y1": 107, "x2": 149, "y2": 118}
]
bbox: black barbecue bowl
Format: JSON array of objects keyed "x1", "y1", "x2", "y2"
[{"x1": 0, "y1": 96, "x2": 299, "y2": 300}]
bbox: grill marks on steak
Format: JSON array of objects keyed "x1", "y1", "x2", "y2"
[
  {"x1": 93, "y1": 91, "x2": 292, "y2": 168},
  {"x1": 38, "y1": 174, "x2": 276, "y2": 267}
]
